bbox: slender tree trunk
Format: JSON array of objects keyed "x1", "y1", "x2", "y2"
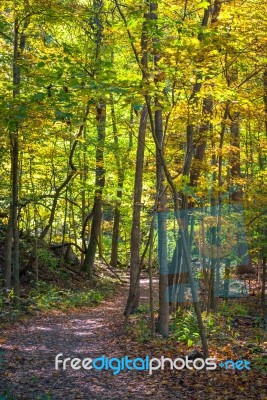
[
  {"x1": 82, "y1": 101, "x2": 106, "y2": 279},
  {"x1": 229, "y1": 112, "x2": 249, "y2": 274},
  {"x1": 189, "y1": 97, "x2": 213, "y2": 189},
  {"x1": 124, "y1": 106, "x2": 148, "y2": 314},
  {"x1": 148, "y1": 216, "x2": 155, "y2": 337},
  {"x1": 34, "y1": 208, "x2": 39, "y2": 284},
  {"x1": 124, "y1": 2, "x2": 150, "y2": 313},
  {"x1": 149, "y1": 0, "x2": 170, "y2": 337},
  {"x1": 110, "y1": 204, "x2": 121, "y2": 268},
  {"x1": 11, "y1": 133, "x2": 19, "y2": 299},
  {"x1": 110, "y1": 96, "x2": 128, "y2": 268},
  {"x1": 261, "y1": 255, "x2": 266, "y2": 305},
  {"x1": 3, "y1": 218, "x2": 12, "y2": 294},
  {"x1": 157, "y1": 202, "x2": 169, "y2": 337},
  {"x1": 230, "y1": 114, "x2": 242, "y2": 202},
  {"x1": 262, "y1": 71, "x2": 267, "y2": 304},
  {"x1": 80, "y1": 128, "x2": 88, "y2": 265},
  {"x1": 155, "y1": 105, "x2": 169, "y2": 336},
  {"x1": 110, "y1": 107, "x2": 133, "y2": 268},
  {"x1": 5, "y1": 17, "x2": 25, "y2": 300},
  {"x1": 59, "y1": 189, "x2": 68, "y2": 267},
  {"x1": 263, "y1": 68, "x2": 267, "y2": 136},
  {"x1": 81, "y1": 0, "x2": 106, "y2": 278}
]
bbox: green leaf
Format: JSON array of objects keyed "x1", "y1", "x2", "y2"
[
  {"x1": 199, "y1": 1, "x2": 210, "y2": 9},
  {"x1": 36, "y1": 61, "x2": 45, "y2": 68},
  {"x1": 32, "y1": 92, "x2": 46, "y2": 102},
  {"x1": 187, "y1": 339, "x2": 193, "y2": 347}
]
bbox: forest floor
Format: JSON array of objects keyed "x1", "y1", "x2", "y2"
[{"x1": 0, "y1": 276, "x2": 267, "y2": 400}]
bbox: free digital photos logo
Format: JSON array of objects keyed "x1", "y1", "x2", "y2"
[{"x1": 55, "y1": 354, "x2": 251, "y2": 375}]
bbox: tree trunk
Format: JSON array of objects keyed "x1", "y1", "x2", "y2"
[
  {"x1": 150, "y1": 0, "x2": 170, "y2": 337},
  {"x1": 263, "y1": 69, "x2": 267, "y2": 136},
  {"x1": 110, "y1": 202, "x2": 121, "y2": 268},
  {"x1": 82, "y1": 102, "x2": 106, "y2": 279},
  {"x1": 261, "y1": 255, "x2": 266, "y2": 305},
  {"x1": 230, "y1": 114, "x2": 242, "y2": 202},
  {"x1": 3, "y1": 217, "x2": 12, "y2": 294},
  {"x1": 110, "y1": 96, "x2": 129, "y2": 268},
  {"x1": 148, "y1": 216, "x2": 155, "y2": 337},
  {"x1": 124, "y1": 106, "x2": 148, "y2": 314},
  {"x1": 11, "y1": 130, "x2": 20, "y2": 299},
  {"x1": 123, "y1": 2, "x2": 150, "y2": 313},
  {"x1": 6, "y1": 17, "x2": 25, "y2": 300}
]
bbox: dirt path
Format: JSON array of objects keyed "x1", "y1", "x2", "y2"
[
  {"x1": 2, "y1": 278, "x2": 266, "y2": 400},
  {"x1": 0, "y1": 277, "x2": 179, "y2": 400}
]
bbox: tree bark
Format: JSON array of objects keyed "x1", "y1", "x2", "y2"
[
  {"x1": 123, "y1": 1, "x2": 150, "y2": 313},
  {"x1": 110, "y1": 97, "x2": 132, "y2": 268},
  {"x1": 261, "y1": 255, "x2": 266, "y2": 305},
  {"x1": 3, "y1": 217, "x2": 12, "y2": 294},
  {"x1": 263, "y1": 68, "x2": 267, "y2": 136},
  {"x1": 82, "y1": 101, "x2": 106, "y2": 279},
  {"x1": 124, "y1": 106, "x2": 148, "y2": 314},
  {"x1": 4, "y1": 16, "x2": 28, "y2": 299}
]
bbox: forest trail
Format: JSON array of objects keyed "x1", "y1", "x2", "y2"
[
  {"x1": 0, "y1": 277, "x2": 179, "y2": 400},
  {"x1": 1, "y1": 277, "x2": 267, "y2": 400}
]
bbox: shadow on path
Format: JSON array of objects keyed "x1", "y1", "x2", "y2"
[{"x1": 0, "y1": 277, "x2": 176, "y2": 400}]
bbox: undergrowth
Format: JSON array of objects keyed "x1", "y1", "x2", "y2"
[
  {"x1": 169, "y1": 308, "x2": 222, "y2": 347},
  {"x1": 0, "y1": 277, "x2": 118, "y2": 322}
]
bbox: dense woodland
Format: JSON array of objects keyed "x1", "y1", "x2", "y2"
[{"x1": 1, "y1": 0, "x2": 267, "y2": 393}]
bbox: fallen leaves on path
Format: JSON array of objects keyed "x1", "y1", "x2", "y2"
[{"x1": 0, "y1": 279, "x2": 266, "y2": 399}]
